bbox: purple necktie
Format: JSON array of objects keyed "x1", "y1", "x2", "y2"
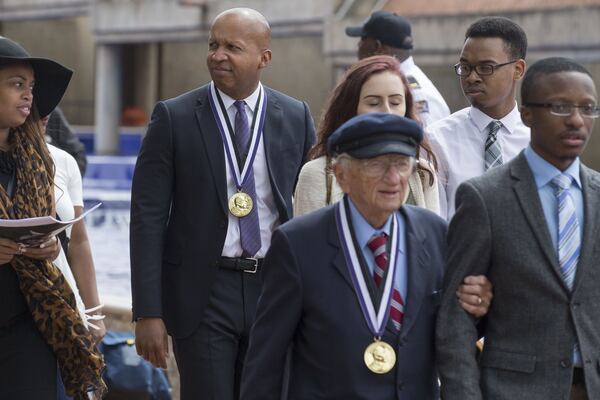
[{"x1": 234, "y1": 100, "x2": 261, "y2": 257}]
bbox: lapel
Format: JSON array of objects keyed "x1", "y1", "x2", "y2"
[
  {"x1": 397, "y1": 206, "x2": 429, "y2": 339},
  {"x1": 571, "y1": 165, "x2": 600, "y2": 292},
  {"x1": 261, "y1": 88, "x2": 288, "y2": 219},
  {"x1": 194, "y1": 86, "x2": 228, "y2": 215},
  {"x1": 327, "y1": 209, "x2": 355, "y2": 291},
  {"x1": 510, "y1": 153, "x2": 567, "y2": 291}
]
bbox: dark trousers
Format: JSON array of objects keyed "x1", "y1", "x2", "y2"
[
  {"x1": 173, "y1": 267, "x2": 262, "y2": 400},
  {"x1": 0, "y1": 314, "x2": 57, "y2": 400}
]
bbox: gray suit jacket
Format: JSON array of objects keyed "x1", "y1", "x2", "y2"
[{"x1": 436, "y1": 152, "x2": 600, "y2": 400}]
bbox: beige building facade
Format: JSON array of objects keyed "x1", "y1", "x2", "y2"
[{"x1": 1, "y1": 0, "x2": 600, "y2": 166}]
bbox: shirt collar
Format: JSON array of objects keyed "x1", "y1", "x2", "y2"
[
  {"x1": 524, "y1": 145, "x2": 581, "y2": 189},
  {"x1": 347, "y1": 197, "x2": 405, "y2": 254},
  {"x1": 216, "y1": 82, "x2": 262, "y2": 114},
  {"x1": 469, "y1": 102, "x2": 521, "y2": 135},
  {"x1": 399, "y1": 56, "x2": 415, "y2": 74}
]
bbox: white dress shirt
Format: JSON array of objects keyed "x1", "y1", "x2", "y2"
[
  {"x1": 426, "y1": 104, "x2": 530, "y2": 219},
  {"x1": 217, "y1": 84, "x2": 279, "y2": 258},
  {"x1": 400, "y1": 56, "x2": 451, "y2": 126},
  {"x1": 48, "y1": 144, "x2": 85, "y2": 320}
]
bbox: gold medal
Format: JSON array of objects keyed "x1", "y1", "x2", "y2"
[
  {"x1": 364, "y1": 339, "x2": 396, "y2": 374},
  {"x1": 228, "y1": 192, "x2": 253, "y2": 217}
]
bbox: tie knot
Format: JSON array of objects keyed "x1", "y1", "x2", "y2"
[
  {"x1": 552, "y1": 174, "x2": 573, "y2": 192},
  {"x1": 487, "y1": 120, "x2": 502, "y2": 137},
  {"x1": 234, "y1": 100, "x2": 245, "y2": 113},
  {"x1": 367, "y1": 233, "x2": 388, "y2": 253}
]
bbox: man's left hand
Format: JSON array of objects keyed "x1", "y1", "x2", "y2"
[{"x1": 456, "y1": 275, "x2": 493, "y2": 318}]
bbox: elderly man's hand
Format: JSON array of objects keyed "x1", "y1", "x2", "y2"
[{"x1": 456, "y1": 275, "x2": 493, "y2": 318}]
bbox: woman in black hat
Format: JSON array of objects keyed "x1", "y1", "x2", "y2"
[{"x1": 0, "y1": 36, "x2": 106, "y2": 400}]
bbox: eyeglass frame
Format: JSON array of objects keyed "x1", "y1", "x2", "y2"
[
  {"x1": 523, "y1": 102, "x2": 600, "y2": 118},
  {"x1": 342, "y1": 154, "x2": 416, "y2": 177},
  {"x1": 453, "y1": 60, "x2": 518, "y2": 77}
]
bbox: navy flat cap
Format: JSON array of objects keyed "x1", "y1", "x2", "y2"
[{"x1": 327, "y1": 113, "x2": 422, "y2": 159}]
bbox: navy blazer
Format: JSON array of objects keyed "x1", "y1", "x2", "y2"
[
  {"x1": 241, "y1": 204, "x2": 447, "y2": 400},
  {"x1": 130, "y1": 84, "x2": 315, "y2": 338}
]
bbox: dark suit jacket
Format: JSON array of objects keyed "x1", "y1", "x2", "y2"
[
  {"x1": 130, "y1": 83, "x2": 315, "y2": 338},
  {"x1": 241, "y1": 204, "x2": 447, "y2": 400},
  {"x1": 46, "y1": 107, "x2": 87, "y2": 175},
  {"x1": 436, "y1": 152, "x2": 600, "y2": 400}
]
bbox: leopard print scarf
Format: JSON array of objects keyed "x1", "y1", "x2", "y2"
[{"x1": 0, "y1": 133, "x2": 107, "y2": 399}]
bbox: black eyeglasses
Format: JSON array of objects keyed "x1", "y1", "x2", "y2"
[
  {"x1": 524, "y1": 103, "x2": 600, "y2": 118},
  {"x1": 454, "y1": 60, "x2": 518, "y2": 77}
]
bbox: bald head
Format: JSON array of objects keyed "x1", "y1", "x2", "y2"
[
  {"x1": 212, "y1": 8, "x2": 271, "y2": 49},
  {"x1": 207, "y1": 7, "x2": 273, "y2": 100}
]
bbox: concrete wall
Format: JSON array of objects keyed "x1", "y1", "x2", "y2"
[
  {"x1": 0, "y1": 0, "x2": 87, "y2": 20},
  {"x1": 93, "y1": 0, "x2": 204, "y2": 43},
  {"x1": 159, "y1": 35, "x2": 332, "y2": 117}
]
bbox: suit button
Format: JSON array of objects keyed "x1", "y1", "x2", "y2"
[
  {"x1": 398, "y1": 381, "x2": 404, "y2": 391},
  {"x1": 560, "y1": 360, "x2": 571, "y2": 368},
  {"x1": 220, "y1": 220, "x2": 227, "y2": 228}
]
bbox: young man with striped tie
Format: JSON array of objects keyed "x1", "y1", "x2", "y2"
[
  {"x1": 437, "y1": 58, "x2": 600, "y2": 400},
  {"x1": 241, "y1": 113, "x2": 492, "y2": 400},
  {"x1": 427, "y1": 17, "x2": 530, "y2": 220}
]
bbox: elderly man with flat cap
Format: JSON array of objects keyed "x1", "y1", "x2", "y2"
[
  {"x1": 346, "y1": 11, "x2": 450, "y2": 126},
  {"x1": 241, "y1": 113, "x2": 456, "y2": 400}
]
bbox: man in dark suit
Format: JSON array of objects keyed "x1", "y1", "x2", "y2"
[
  {"x1": 129, "y1": 7, "x2": 315, "y2": 400},
  {"x1": 436, "y1": 58, "x2": 600, "y2": 400},
  {"x1": 241, "y1": 113, "x2": 449, "y2": 399}
]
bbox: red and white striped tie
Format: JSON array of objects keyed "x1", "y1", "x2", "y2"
[{"x1": 367, "y1": 233, "x2": 404, "y2": 331}]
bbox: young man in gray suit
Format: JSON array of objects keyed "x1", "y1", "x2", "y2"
[{"x1": 436, "y1": 58, "x2": 600, "y2": 400}]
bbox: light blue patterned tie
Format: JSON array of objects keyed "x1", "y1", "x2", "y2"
[
  {"x1": 552, "y1": 174, "x2": 580, "y2": 290},
  {"x1": 234, "y1": 100, "x2": 261, "y2": 257},
  {"x1": 484, "y1": 121, "x2": 503, "y2": 170}
]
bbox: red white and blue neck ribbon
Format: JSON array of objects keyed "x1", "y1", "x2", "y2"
[
  {"x1": 335, "y1": 195, "x2": 399, "y2": 337},
  {"x1": 207, "y1": 82, "x2": 267, "y2": 189}
]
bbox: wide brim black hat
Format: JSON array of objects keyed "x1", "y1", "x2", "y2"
[{"x1": 0, "y1": 36, "x2": 72, "y2": 118}]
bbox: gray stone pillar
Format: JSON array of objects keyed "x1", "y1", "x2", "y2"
[
  {"x1": 94, "y1": 44, "x2": 122, "y2": 155},
  {"x1": 135, "y1": 43, "x2": 159, "y2": 119}
]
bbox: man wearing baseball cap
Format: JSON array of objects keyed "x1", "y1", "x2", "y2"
[
  {"x1": 241, "y1": 113, "x2": 465, "y2": 399},
  {"x1": 346, "y1": 11, "x2": 451, "y2": 126}
]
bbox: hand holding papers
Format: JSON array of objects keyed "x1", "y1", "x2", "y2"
[{"x1": 0, "y1": 203, "x2": 101, "y2": 247}]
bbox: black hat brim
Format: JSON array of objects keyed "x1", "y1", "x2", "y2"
[
  {"x1": 345, "y1": 26, "x2": 364, "y2": 37},
  {"x1": 0, "y1": 56, "x2": 72, "y2": 118},
  {"x1": 348, "y1": 140, "x2": 417, "y2": 159}
]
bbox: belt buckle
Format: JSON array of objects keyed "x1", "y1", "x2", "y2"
[{"x1": 243, "y1": 257, "x2": 258, "y2": 274}]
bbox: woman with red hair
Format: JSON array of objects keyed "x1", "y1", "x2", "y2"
[{"x1": 294, "y1": 55, "x2": 440, "y2": 216}]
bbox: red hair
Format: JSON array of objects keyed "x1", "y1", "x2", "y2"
[{"x1": 309, "y1": 55, "x2": 437, "y2": 184}]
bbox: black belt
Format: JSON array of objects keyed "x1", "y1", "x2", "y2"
[
  {"x1": 216, "y1": 257, "x2": 263, "y2": 273},
  {"x1": 573, "y1": 367, "x2": 585, "y2": 385}
]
